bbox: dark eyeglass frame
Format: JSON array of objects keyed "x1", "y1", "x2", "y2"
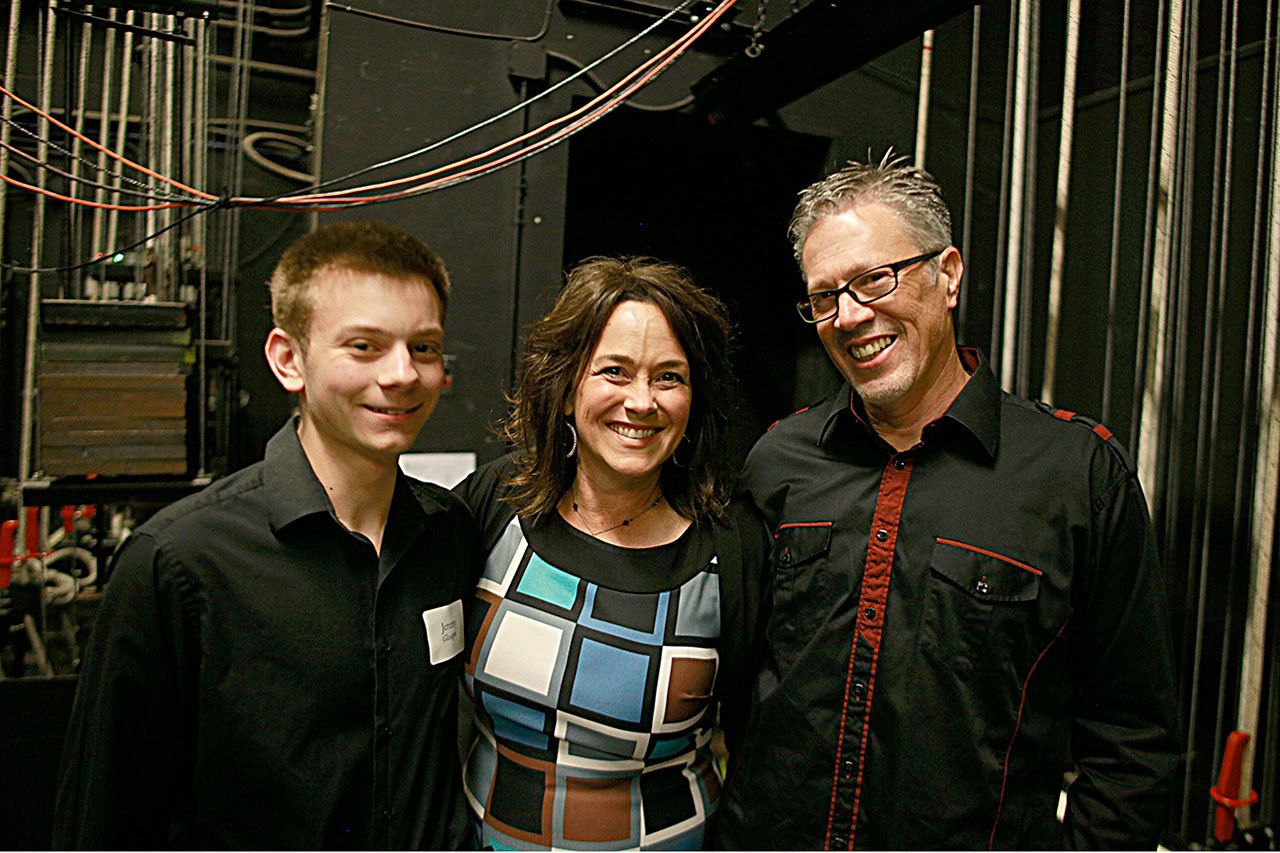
[{"x1": 796, "y1": 248, "x2": 946, "y2": 324}]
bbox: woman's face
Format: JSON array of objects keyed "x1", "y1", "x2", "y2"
[{"x1": 568, "y1": 300, "x2": 693, "y2": 490}]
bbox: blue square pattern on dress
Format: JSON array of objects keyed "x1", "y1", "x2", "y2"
[
  {"x1": 482, "y1": 691, "x2": 550, "y2": 750},
  {"x1": 569, "y1": 638, "x2": 651, "y2": 724},
  {"x1": 515, "y1": 552, "x2": 581, "y2": 611},
  {"x1": 581, "y1": 586, "x2": 670, "y2": 645}
]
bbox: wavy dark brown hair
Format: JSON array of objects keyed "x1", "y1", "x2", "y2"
[{"x1": 501, "y1": 257, "x2": 734, "y2": 524}]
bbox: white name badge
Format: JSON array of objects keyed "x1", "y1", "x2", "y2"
[{"x1": 423, "y1": 600, "x2": 464, "y2": 665}]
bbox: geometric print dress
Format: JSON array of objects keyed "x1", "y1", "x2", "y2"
[{"x1": 461, "y1": 482, "x2": 725, "y2": 850}]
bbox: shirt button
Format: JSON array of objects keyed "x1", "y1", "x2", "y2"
[
  {"x1": 378, "y1": 640, "x2": 391, "y2": 653},
  {"x1": 863, "y1": 606, "x2": 876, "y2": 620},
  {"x1": 975, "y1": 576, "x2": 991, "y2": 596},
  {"x1": 852, "y1": 680, "x2": 866, "y2": 700},
  {"x1": 831, "y1": 834, "x2": 846, "y2": 848},
  {"x1": 875, "y1": 529, "x2": 888, "y2": 542},
  {"x1": 381, "y1": 724, "x2": 393, "y2": 737},
  {"x1": 383, "y1": 808, "x2": 393, "y2": 821},
  {"x1": 841, "y1": 758, "x2": 855, "y2": 779},
  {"x1": 893, "y1": 457, "x2": 906, "y2": 470}
]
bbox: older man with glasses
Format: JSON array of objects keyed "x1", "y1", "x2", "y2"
[{"x1": 715, "y1": 154, "x2": 1178, "y2": 850}]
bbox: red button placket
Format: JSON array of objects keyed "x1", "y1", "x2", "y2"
[{"x1": 824, "y1": 454, "x2": 914, "y2": 851}]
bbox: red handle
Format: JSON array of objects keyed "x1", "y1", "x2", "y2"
[{"x1": 1210, "y1": 730, "x2": 1260, "y2": 843}]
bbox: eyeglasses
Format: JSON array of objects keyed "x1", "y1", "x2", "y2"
[{"x1": 795, "y1": 248, "x2": 945, "y2": 324}]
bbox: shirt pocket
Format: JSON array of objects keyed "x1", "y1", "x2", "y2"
[
  {"x1": 918, "y1": 537, "x2": 1041, "y2": 676},
  {"x1": 767, "y1": 521, "x2": 833, "y2": 664}
]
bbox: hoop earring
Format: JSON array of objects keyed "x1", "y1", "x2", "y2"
[
  {"x1": 565, "y1": 422, "x2": 578, "y2": 458},
  {"x1": 671, "y1": 436, "x2": 691, "y2": 468}
]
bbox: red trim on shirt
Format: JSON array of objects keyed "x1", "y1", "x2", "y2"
[
  {"x1": 1053, "y1": 409, "x2": 1076, "y2": 421},
  {"x1": 987, "y1": 620, "x2": 1070, "y2": 850},
  {"x1": 1093, "y1": 423, "x2": 1114, "y2": 441},
  {"x1": 823, "y1": 456, "x2": 914, "y2": 849},
  {"x1": 935, "y1": 538, "x2": 1043, "y2": 576},
  {"x1": 775, "y1": 520, "x2": 834, "y2": 537}
]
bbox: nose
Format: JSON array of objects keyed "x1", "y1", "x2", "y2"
[
  {"x1": 625, "y1": 379, "x2": 658, "y2": 415},
  {"x1": 379, "y1": 345, "x2": 420, "y2": 388},
  {"x1": 832, "y1": 290, "x2": 876, "y2": 330}
]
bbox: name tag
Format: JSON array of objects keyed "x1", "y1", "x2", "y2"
[{"x1": 423, "y1": 599, "x2": 464, "y2": 665}]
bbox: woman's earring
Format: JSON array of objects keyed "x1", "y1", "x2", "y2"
[
  {"x1": 566, "y1": 422, "x2": 578, "y2": 458},
  {"x1": 671, "y1": 435, "x2": 690, "y2": 467}
]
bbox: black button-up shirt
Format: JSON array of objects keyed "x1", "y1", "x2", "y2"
[
  {"x1": 717, "y1": 349, "x2": 1178, "y2": 850},
  {"x1": 53, "y1": 422, "x2": 479, "y2": 849}
]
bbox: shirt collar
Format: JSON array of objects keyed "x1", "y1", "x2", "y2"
[
  {"x1": 264, "y1": 418, "x2": 451, "y2": 536},
  {"x1": 264, "y1": 418, "x2": 336, "y2": 533},
  {"x1": 818, "y1": 346, "x2": 1001, "y2": 460}
]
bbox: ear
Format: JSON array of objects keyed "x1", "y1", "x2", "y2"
[
  {"x1": 265, "y1": 327, "x2": 306, "y2": 394},
  {"x1": 938, "y1": 247, "x2": 964, "y2": 310}
]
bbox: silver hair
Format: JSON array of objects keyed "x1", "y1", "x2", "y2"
[{"x1": 787, "y1": 149, "x2": 953, "y2": 271}]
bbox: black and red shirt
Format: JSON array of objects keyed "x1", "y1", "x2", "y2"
[{"x1": 716, "y1": 348, "x2": 1178, "y2": 850}]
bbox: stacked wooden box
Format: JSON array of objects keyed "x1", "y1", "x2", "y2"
[{"x1": 38, "y1": 300, "x2": 191, "y2": 477}]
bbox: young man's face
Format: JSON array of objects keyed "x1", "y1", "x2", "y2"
[{"x1": 271, "y1": 267, "x2": 445, "y2": 466}]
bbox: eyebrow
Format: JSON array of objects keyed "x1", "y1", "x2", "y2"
[
  {"x1": 335, "y1": 323, "x2": 443, "y2": 337},
  {"x1": 592, "y1": 353, "x2": 689, "y2": 370}
]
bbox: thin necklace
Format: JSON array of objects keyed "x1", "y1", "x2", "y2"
[{"x1": 571, "y1": 484, "x2": 662, "y2": 537}]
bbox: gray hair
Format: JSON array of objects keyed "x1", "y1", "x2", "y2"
[{"x1": 787, "y1": 150, "x2": 953, "y2": 271}]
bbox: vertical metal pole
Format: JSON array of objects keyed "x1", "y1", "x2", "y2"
[
  {"x1": 67, "y1": 15, "x2": 93, "y2": 295},
  {"x1": 958, "y1": 6, "x2": 981, "y2": 341},
  {"x1": 991, "y1": 0, "x2": 1021, "y2": 361},
  {"x1": 20, "y1": 4, "x2": 58, "y2": 503},
  {"x1": 1039, "y1": 0, "x2": 1080, "y2": 404},
  {"x1": 1101, "y1": 0, "x2": 1131, "y2": 426},
  {"x1": 1182, "y1": 0, "x2": 1236, "y2": 830},
  {"x1": 1001, "y1": 0, "x2": 1034, "y2": 390},
  {"x1": 90, "y1": 7, "x2": 118, "y2": 260},
  {"x1": 1137, "y1": 0, "x2": 1186, "y2": 499},
  {"x1": 914, "y1": 29, "x2": 934, "y2": 169},
  {"x1": 106, "y1": 10, "x2": 136, "y2": 252},
  {"x1": 1240, "y1": 26, "x2": 1280, "y2": 818},
  {"x1": 0, "y1": 0, "x2": 26, "y2": 255},
  {"x1": 1130, "y1": 0, "x2": 1170, "y2": 456},
  {"x1": 1014, "y1": 0, "x2": 1040, "y2": 399}
]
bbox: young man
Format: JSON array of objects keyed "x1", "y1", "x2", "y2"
[
  {"x1": 716, "y1": 156, "x2": 1178, "y2": 849},
  {"x1": 54, "y1": 222, "x2": 478, "y2": 848}
]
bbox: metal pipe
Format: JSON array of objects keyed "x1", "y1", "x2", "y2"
[
  {"x1": 1039, "y1": 0, "x2": 1080, "y2": 404},
  {"x1": 1183, "y1": 0, "x2": 1235, "y2": 831},
  {"x1": 1130, "y1": 0, "x2": 1170, "y2": 457},
  {"x1": 1014, "y1": 0, "x2": 1040, "y2": 399},
  {"x1": 0, "y1": 0, "x2": 26, "y2": 264},
  {"x1": 1236, "y1": 0, "x2": 1280, "y2": 812},
  {"x1": 20, "y1": 5, "x2": 59, "y2": 501},
  {"x1": 958, "y1": 6, "x2": 980, "y2": 341},
  {"x1": 1137, "y1": 0, "x2": 1186, "y2": 499},
  {"x1": 90, "y1": 7, "x2": 119, "y2": 260},
  {"x1": 914, "y1": 29, "x2": 933, "y2": 169},
  {"x1": 1100, "y1": 0, "x2": 1131, "y2": 426},
  {"x1": 106, "y1": 11, "x2": 137, "y2": 253},
  {"x1": 1203, "y1": 0, "x2": 1242, "y2": 837},
  {"x1": 990, "y1": 0, "x2": 1020, "y2": 361},
  {"x1": 67, "y1": 15, "x2": 94, "y2": 294},
  {"x1": 1001, "y1": 0, "x2": 1034, "y2": 389}
]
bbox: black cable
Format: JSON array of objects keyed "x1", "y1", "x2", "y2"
[
  {"x1": 0, "y1": 112, "x2": 197, "y2": 200},
  {"x1": 259, "y1": 0, "x2": 700, "y2": 205},
  {"x1": 0, "y1": 139, "x2": 198, "y2": 202},
  {"x1": 324, "y1": 0, "x2": 554, "y2": 42},
  {"x1": 1, "y1": 199, "x2": 222, "y2": 274},
  {"x1": 545, "y1": 49, "x2": 695, "y2": 112}
]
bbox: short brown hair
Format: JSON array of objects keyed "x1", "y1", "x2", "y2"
[
  {"x1": 501, "y1": 257, "x2": 735, "y2": 524},
  {"x1": 789, "y1": 150, "x2": 952, "y2": 271},
  {"x1": 268, "y1": 221, "x2": 450, "y2": 344}
]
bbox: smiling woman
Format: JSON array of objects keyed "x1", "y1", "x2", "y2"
[{"x1": 453, "y1": 258, "x2": 770, "y2": 850}]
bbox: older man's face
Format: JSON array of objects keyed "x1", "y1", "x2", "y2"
[{"x1": 802, "y1": 202, "x2": 960, "y2": 417}]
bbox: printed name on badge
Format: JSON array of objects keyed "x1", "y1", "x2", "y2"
[{"x1": 422, "y1": 599, "x2": 464, "y2": 665}]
